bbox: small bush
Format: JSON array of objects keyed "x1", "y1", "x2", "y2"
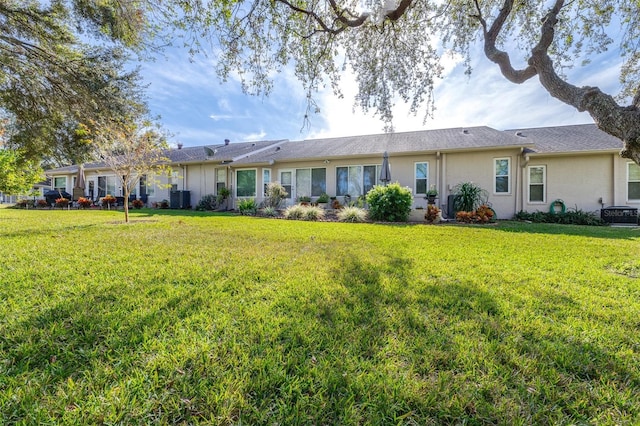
[
  {"x1": 131, "y1": 199, "x2": 145, "y2": 209},
  {"x1": 337, "y1": 206, "x2": 368, "y2": 223},
  {"x1": 366, "y1": 182, "x2": 413, "y2": 222},
  {"x1": 260, "y1": 206, "x2": 278, "y2": 217},
  {"x1": 283, "y1": 204, "x2": 324, "y2": 221},
  {"x1": 455, "y1": 205, "x2": 495, "y2": 224},
  {"x1": 304, "y1": 206, "x2": 325, "y2": 221},
  {"x1": 55, "y1": 197, "x2": 70, "y2": 208},
  {"x1": 36, "y1": 199, "x2": 48, "y2": 208},
  {"x1": 196, "y1": 194, "x2": 218, "y2": 211},
  {"x1": 264, "y1": 182, "x2": 288, "y2": 208},
  {"x1": 238, "y1": 198, "x2": 258, "y2": 216},
  {"x1": 425, "y1": 205, "x2": 441, "y2": 223},
  {"x1": 77, "y1": 197, "x2": 92, "y2": 209},
  {"x1": 452, "y1": 182, "x2": 489, "y2": 213},
  {"x1": 515, "y1": 208, "x2": 605, "y2": 226}
]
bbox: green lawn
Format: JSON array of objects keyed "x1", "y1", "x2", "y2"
[{"x1": 1, "y1": 207, "x2": 640, "y2": 424}]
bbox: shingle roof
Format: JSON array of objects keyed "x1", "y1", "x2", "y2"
[
  {"x1": 509, "y1": 124, "x2": 623, "y2": 154},
  {"x1": 234, "y1": 126, "x2": 532, "y2": 164}
]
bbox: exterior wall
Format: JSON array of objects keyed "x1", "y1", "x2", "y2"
[
  {"x1": 522, "y1": 153, "x2": 614, "y2": 214},
  {"x1": 520, "y1": 152, "x2": 640, "y2": 215},
  {"x1": 443, "y1": 149, "x2": 522, "y2": 219}
]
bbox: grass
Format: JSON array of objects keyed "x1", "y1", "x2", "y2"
[{"x1": 1, "y1": 207, "x2": 640, "y2": 424}]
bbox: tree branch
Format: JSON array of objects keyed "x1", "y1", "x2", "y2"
[{"x1": 474, "y1": 0, "x2": 537, "y2": 84}]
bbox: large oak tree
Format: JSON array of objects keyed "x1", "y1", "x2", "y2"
[{"x1": 168, "y1": 0, "x2": 639, "y2": 161}]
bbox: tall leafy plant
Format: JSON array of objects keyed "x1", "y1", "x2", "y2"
[{"x1": 452, "y1": 182, "x2": 489, "y2": 212}]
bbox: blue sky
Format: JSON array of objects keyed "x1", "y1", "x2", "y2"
[{"x1": 139, "y1": 42, "x2": 624, "y2": 148}]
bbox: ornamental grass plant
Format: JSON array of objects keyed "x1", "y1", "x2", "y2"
[{"x1": 1, "y1": 208, "x2": 640, "y2": 424}]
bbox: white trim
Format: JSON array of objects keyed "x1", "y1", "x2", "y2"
[
  {"x1": 627, "y1": 162, "x2": 640, "y2": 202},
  {"x1": 527, "y1": 165, "x2": 546, "y2": 204},
  {"x1": 414, "y1": 162, "x2": 429, "y2": 195},
  {"x1": 235, "y1": 168, "x2": 258, "y2": 198},
  {"x1": 493, "y1": 157, "x2": 511, "y2": 195}
]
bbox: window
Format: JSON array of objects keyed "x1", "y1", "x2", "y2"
[
  {"x1": 216, "y1": 168, "x2": 226, "y2": 193},
  {"x1": 97, "y1": 176, "x2": 116, "y2": 197},
  {"x1": 363, "y1": 165, "x2": 381, "y2": 194},
  {"x1": 236, "y1": 169, "x2": 257, "y2": 197},
  {"x1": 296, "y1": 168, "x2": 326, "y2": 197},
  {"x1": 494, "y1": 158, "x2": 511, "y2": 194},
  {"x1": 143, "y1": 174, "x2": 155, "y2": 197},
  {"x1": 54, "y1": 177, "x2": 66, "y2": 192},
  {"x1": 336, "y1": 166, "x2": 363, "y2": 196},
  {"x1": 528, "y1": 166, "x2": 546, "y2": 203},
  {"x1": 280, "y1": 171, "x2": 292, "y2": 199},
  {"x1": 263, "y1": 169, "x2": 271, "y2": 195},
  {"x1": 415, "y1": 162, "x2": 428, "y2": 194},
  {"x1": 628, "y1": 163, "x2": 640, "y2": 200}
]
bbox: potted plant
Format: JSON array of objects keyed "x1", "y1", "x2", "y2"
[
  {"x1": 101, "y1": 194, "x2": 116, "y2": 209},
  {"x1": 77, "y1": 197, "x2": 92, "y2": 209},
  {"x1": 425, "y1": 204, "x2": 441, "y2": 224},
  {"x1": 426, "y1": 185, "x2": 438, "y2": 204},
  {"x1": 316, "y1": 193, "x2": 329, "y2": 208},
  {"x1": 297, "y1": 195, "x2": 311, "y2": 205},
  {"x1": 132, "y1": 198, "x2": 145, "y2": 209},
  {"x1": 55, "y1": 197, "x2": 70, "y2": 209}
]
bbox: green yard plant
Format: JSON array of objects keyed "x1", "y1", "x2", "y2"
[
  {"x1": 366, "y1": 182, "x2": 413, "y2": 222},
  {"x1": 1, "y1": 207, "x2": 640, "y2": 424}
]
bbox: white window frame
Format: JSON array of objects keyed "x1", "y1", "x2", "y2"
[
  {"x1": 295, "y1": 167, "x2": 327, "y2": 198},
  {"x1": 53, "y1": 176, "x2": 67, "y2": 192},
  {"x1": 494, "y1": 157, "x2": 511, "y2": 194},
  {"x1": 627, "y1": 162, "x2": 640, "y2": 201},
  {"x1": 216, "y1": 168, "x2": 227, "y2": 193},
  {"x1": 280, "y1": 170, "x2": 293, "y2": 199},
  {"x1": 527, "y1": 165, "x2": 546, "y2": 203},
  {"x1": 235, "y1": 168, "x2": 257, "y2": 198},
  {"x1": 414, "y1": 162, "x2": 429, "y2": 195},
  {"x1": 263, "y1": 169, "x2": 271, "y2": 195}
]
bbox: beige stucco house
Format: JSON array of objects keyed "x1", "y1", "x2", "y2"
[{"x1": 45, "y1": 123, "x2": 637, "y2": 220}]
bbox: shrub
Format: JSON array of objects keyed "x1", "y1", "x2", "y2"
[
  {"x1": 337, "y1": 206, "x2": 368, "y2": 223},
  {"x1": 260, "y1": 206, "x2": 278, "y2": 217},
  {"x1": 425, "y1": 205, "x2": 441, "y2": 223},
  {"x1": 132, "y1": 199, "x2": 145, "y2": 209},
  {"x1": 456, "y1": 205, "x2": 495, "y2": 224},
  {"x1": 36, "y1": 199, "x2": 48, "y2": 208},
  {"x1": 264, "y1": 182, "x2": 288, "y2": 208},
  {"x1": 284, "y1": 204, "x2": 306, "y2": 220},
  {"x1": 303, "y1": 206, "x2": 325, "y2": 221},
  {"x1": 238, "y1": 198, "x2": 258, "y2": 215},
  {"x1": 196, "y1": 194, "x2": 218, "y2": 211},
  {"x1": 16, "y1": 199, "x2": 33, "y2": 209},
  {"x1": 452, "y1": 182, "x2": 488, "y2": 213},
  {"x1": 102, "y1": 194, "x2": 116, "y2": 207},
  {"x1": 159, "y1": 199, "x2": 169, "y2": 209},
  {"x1": 283, "y1": 204, "x2": 325, "y2": 221},
  {"x1": 77, "y1": 197, "x2": 92, "y2": 209},
  {"x1": 55, "y1": 197, "x2": 70, "y2": 208},
  {"x1": 514, "y1": 208, "x2": 605, "y2": 226},
  {"x1": 366, "y1": 183, "x2": 413, "y2": 222}
]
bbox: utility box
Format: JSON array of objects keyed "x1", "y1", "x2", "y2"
[
  {"x1": 170, "y1": 191, "x2": 191, "y2": 209},
  {"x1": 601, "y1": 206, "x2": 638, "y2": 225}
]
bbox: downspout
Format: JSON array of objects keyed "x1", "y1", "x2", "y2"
[
  {"x1": 436, "y1": 151, "x2": 441, "y2": 207},
  {"x1": 441, "y1": 152, "x2": 447, "y2": 214},
  {"x1": 521, "y1": 149, "x2": 530, "y2": 214},
  {"x1": 612, "y1": 153, "x2": 618, "y2": 205}
]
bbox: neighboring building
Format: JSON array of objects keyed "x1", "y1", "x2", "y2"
[{"x1": 45, "y1": 124, "x2": 632, "y2": 219}]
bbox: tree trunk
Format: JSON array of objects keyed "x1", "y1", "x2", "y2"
[{"x1": 123, "y1": 188, "x2": 130, "y2": 223}]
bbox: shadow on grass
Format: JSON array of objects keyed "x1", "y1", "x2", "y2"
[
  {"x1": 454, "y1": 220, "x2": 640, "y2": 240},
  {"x1": 2, "y1": 252, "x2": 639, "y2": 423}
]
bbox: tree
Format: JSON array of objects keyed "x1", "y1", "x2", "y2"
[
  {"x1": 0, "y1": 1, "x2": 152, "y2": 162},
  {"x1": 168, "y1": 0, "x2": 640, "y2": 162},
  {"x1": 93, "y1": 118, "x2": 170, "y2": 223},
  {"x1": 0, "y1": 149, "x2": 43, "y2": 195}
]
